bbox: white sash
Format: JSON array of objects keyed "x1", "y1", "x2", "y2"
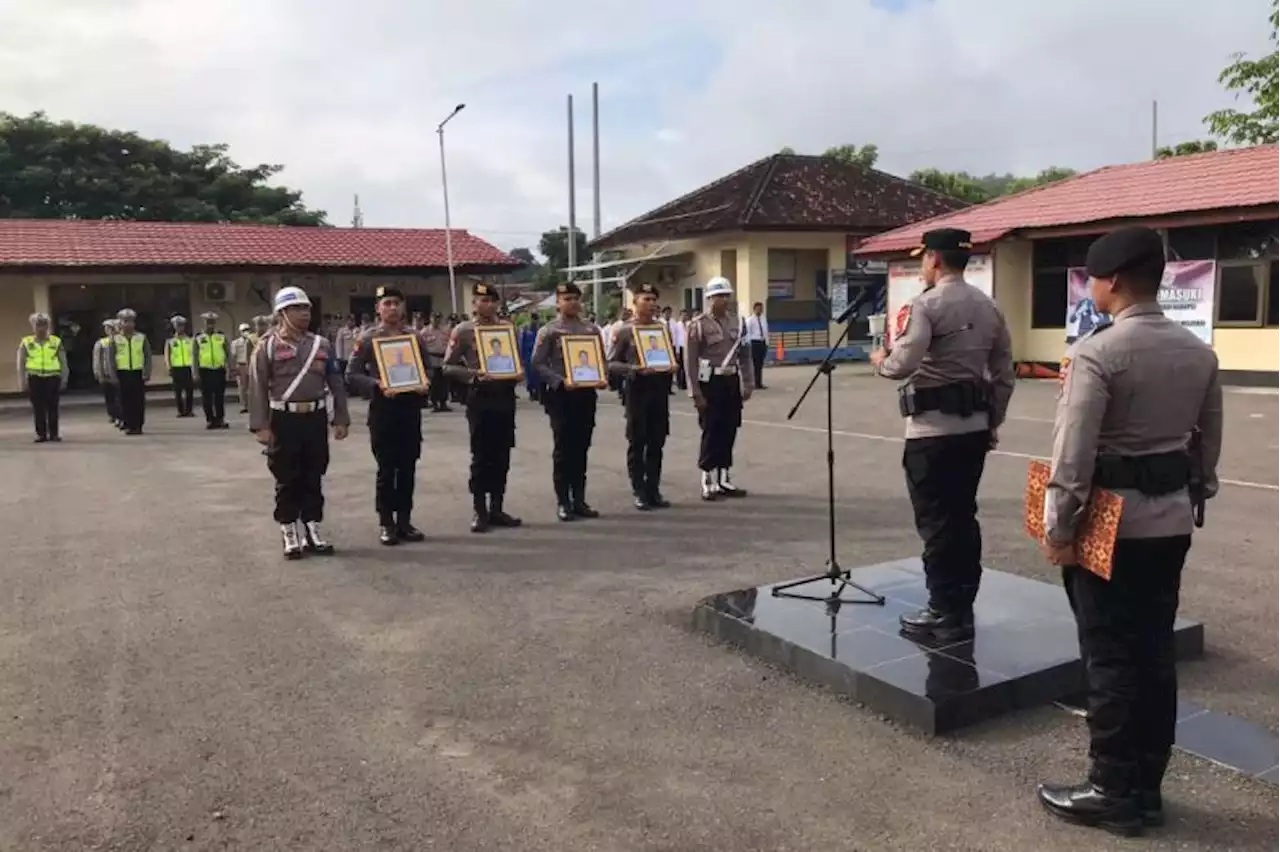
[{"x1": 278, "y1": 335, "x2": 323, "y2": 403}]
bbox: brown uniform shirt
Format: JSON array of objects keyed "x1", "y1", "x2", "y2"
[
  {"x1": 684, "y1": 311, "x2": 753, "y2": 396},
  {"x1": 247, "y1": 330, "x2": 350, "y2": 432},
  {"x1": 531, "y1": 316, "x2": 601, "y2": 389},
  {"x1": 1045, "y1": 303, "x2": 1223, "y2": 542},
  {"x1": 442, "y1": 319, "x2": 521, "y2": 382}
]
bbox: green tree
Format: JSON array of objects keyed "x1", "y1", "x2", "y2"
[
  {"x1": 508, "y1": 247, "x2": 537, "y2": 265},
  {"x1": 778, "y1": 146, "x2": 797, "y2": 155},
  {"x1": 908, "y1": 166, "x2": 1078, "y2": 204},
  {"x1": 1157, "y1": 140, "x2": 1220, "y2": 159},
  {"x1": 0, "y1": 112, "x2": 326, "y2": 224},
  {"x1": 821, "y1": 143, "x2": 879, "y2": 168},
  {"x1": 1204, "y1": 0, "x2": 1279, "y2": 145},
  {"x1": 537, "y1": 225, "x2": 589, "y2": 272}
]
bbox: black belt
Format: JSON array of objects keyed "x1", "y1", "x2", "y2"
[
  {"x1": 898, "y1": 382, "x2": 990, "y2": 418},
  {"x1": 1093, "y1": 451, "x2": 1190, "y2": 496}
]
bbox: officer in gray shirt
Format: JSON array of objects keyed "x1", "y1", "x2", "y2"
[
  {"x1": 1036, "y1": 226, "x2": 1222, "y2": 837},
  {"x1": 871, "y1": 228, "x2": 1015, "y2": 642}
]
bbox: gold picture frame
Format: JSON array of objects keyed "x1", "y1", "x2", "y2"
[
  {"x1": 476, "y1": 324, "x2": 523, "y2": 380},
  {"x1": 372, "y1": 334, "x2": 429, "y2": 395},
  {"x1": 632, "y1": 324, "x2": 676, "y2": 373},
  {"x1": 561, "y1": 334, "x2": 607, "y2": 389}
]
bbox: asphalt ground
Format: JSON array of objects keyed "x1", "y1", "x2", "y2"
[{"x1": 1, "y1": 367, "x2": 1276, "y2": 851}]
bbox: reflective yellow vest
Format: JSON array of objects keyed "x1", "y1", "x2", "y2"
[
  {"x1": 22, "y1": 334, "x2": 61, "y2": 376},
  {"x1": 114, "y1": 334, "x2": 146, "y2": 371},
  {"x1": 197, "y1": 333, "x2": 227, "y2": 368},
  {"x1": 169, "y1": 336, "x2": 193, "y2": 368}
]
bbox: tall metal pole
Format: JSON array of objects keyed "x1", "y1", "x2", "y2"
[
  {"x1": 437, "y1": 103, "x2": 466, "y2": 315},
  {"x1": 567, "y1": 94, "x2": 578, "y2": 276},
  {"x1": 1151, "y1": 99, "x2": 1159, "y2": 159},
  {"x1": 591, "y1": 82, "x2": 603, "y2": 317}
]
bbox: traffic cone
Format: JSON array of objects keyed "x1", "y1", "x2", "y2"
[{"x1": 775, "y1": 338, "x2": 785, "y2": 364}]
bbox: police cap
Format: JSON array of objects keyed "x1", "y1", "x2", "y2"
[
  {"x1": 909, "y1": 228, "x2": 973, "y2": 258},
  {"x1": 632, "y1": 282, "x2": 660, "y2": 298},
  {"x1": 375, "y1": 285, "x2": 405, "y2": 301},
  {"x1": 473, "y1": 282, "x2": 496, "y2": 298},
  {"x1": 556, "y1": 282, "x2": 582, "y2": 297},
  {"x1": 1085, "y1": 226, "x2": 1166, "y2": 279}
]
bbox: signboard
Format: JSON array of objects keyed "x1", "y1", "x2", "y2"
[
  {"x1": 1065, "y1": 260, "x2": 1215, "y2": 345},
  {"x1": 828, "y1": 270, "x2": 849, "y2": 320},
  {"x1": 885, "y1": 255, "x2": 993, "y2": 342},
  {"x1": 768, "y1": 280, "x2": 795, "y2": 300}
]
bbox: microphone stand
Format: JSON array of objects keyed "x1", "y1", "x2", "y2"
[{"x1": 771, "y1": 300, "x2": 885, "y2": 607}]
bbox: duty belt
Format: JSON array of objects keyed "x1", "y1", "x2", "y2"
[
  {"x1": 270, "y1": 398, "x2": 327, "y2": 413},
  {"x1": 27, "y1": 370, "x2": 60, "y2": 377},
  {"x1": 898, "y1": 381, "x2": 990, "y2": 418},
  {"x1": 1093, "y1": 451, "x2": 1190, "y2": 496},
  {"x1": 709, "y1": 366, "x2": 737, "y2": 377}
]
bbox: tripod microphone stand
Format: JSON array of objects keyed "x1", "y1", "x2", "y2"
[{"x1": 771, "y1": 309, "x2": 885, "y2": 607}]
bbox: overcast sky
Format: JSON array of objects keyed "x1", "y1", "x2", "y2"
[{"x1": 0, "y1": 0, "x2": 1272, "y2": 255}]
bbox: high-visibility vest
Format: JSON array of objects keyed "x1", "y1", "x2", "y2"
[
  {"x1": 114, "y1": 334, "x2": 146, "y2": 371},
  {"x1": 169, "y1": 336, "x2": 193, "y2": 368},
  {"x1": 197, "y1": 333, "x2": 227, "y2": 368},
  {"x1": 22, "y1": 334, "x2": 61, "y2": 376}
]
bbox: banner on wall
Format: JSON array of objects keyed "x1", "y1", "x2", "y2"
[
  {"x1": 885, "y1": 255, "x2": 993, "y2": 342},
  {"x1": 1065, "y1": 260, "x2": 1215, "y2": 345}
]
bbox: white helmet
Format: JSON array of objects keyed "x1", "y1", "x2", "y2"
[
  {"x1": 238, "y1": 322, "x2": 251, "y2": 332},
  {"x1": 273, "y1": 286, "x2": 311, "y2": 313},
  {"x1": 704, "y1": 276, "x2": 733, "y2": 298}
]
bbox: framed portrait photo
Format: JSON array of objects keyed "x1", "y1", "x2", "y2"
[
  {"x1": 372, "y1": 334, "x2": 429, "y2": 394},
  {"x1": 633, "y1": 324, "x2": 675, "y2": 372},
  {"x1": 561, "y1": 334, "x2": 607, "y2": 389},
  {"x1": 476, "y1": 324, "x2": 523, "y2": 380}
]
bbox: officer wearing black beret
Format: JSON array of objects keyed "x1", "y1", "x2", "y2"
[
  {"x1": 531, "y1": 280, "x2": 606, "y2": 521},
  {"x1": 871, "y1": 226, "x2": 1016, "y2": 642},
  {"x1": 345, "y1": 284, "x2": 430, "y2": 545},
  {"x1": 1037, "y1": 225, "x2": 1222, "y2": 836}
]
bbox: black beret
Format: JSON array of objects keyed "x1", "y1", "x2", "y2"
[
  {"x1": 1085, "y1": 226, "x2": 1166, "y2": 279},
  {"x1": 374, "y1": 285, "x2": 405, "y2": 301},
  {"x1": 909, "y1": 227, "x2": 974, "y2": 257},
  {"x1": 556, "y1": 282, "x2": 582, "y2": 297},
  {"x1": 473, "y1": 282, "x2": 495, "y2": 298},
  {"x1": 633, "y1": 282, "x2": 660, "y2": 297}
]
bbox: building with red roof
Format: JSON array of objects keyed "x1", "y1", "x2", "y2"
[
  {"x1": 0, "y1": 220, "x2": 523, "y2": 392},
  {"x1": 855, "y1": 145, "x2": 1278, "y2": 383}
]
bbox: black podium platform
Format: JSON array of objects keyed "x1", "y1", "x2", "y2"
[{"x1": 693, "y1": 558, "x2": 1205, "y2": 735}]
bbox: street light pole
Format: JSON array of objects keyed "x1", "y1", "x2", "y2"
[{"x1": 437, "y1": 103, "x2": 466, "y2": 315}]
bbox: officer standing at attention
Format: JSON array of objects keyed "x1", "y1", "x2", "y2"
[
  {"x1": 607, "y1": 282, "x2": 673, "y2": 510},
  {"x1": 420, "y1": 312, "x2": 453, "y2": 413},
  {"x1": 870, "y1": 228, "x2": 1014, "y2": 642},
  {"x1": 346, "y1": 286, "x2": 429, "y2": 546},
  {"x1": 248, "y1": 286, "x2": 350, "y2": 559},
  {"x1": 532, "y1": 282, "x2": 603, "y2": 521},
  {"x1": 107, "y1": 308, "x2": 152, "y2": 436},
  {"x1": 1036, "y1": 226, "x2": 1222, "y2": 836},
  {"x1": 231, "y1": 323, "x2": 253, "y2": 413},
  {"x1": 164, "y1": 315, "x2": 196, "y2": 418},
  {"x1": 93, "y1": 319, "x2": 122, "y2": 427},
  {"x1": 16, "y1": 312, "x2": 68, "y2": 443},
  {"x1": 685, "y1": 276, "x2": 754, "y2": 501},
  {"x1": 442, "y1": 282, "x2": 523, "y2": 533},
  {"x1": 194, "y1": 310, "x2": 231, "y2": 429}
]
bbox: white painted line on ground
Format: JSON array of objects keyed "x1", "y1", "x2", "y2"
[{"x1": 672, "y1": 411, "x2": 1280, "y2": 493}]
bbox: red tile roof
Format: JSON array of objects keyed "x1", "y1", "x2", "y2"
[
  {"x1": 0, "y1": 219, "x2": 523, "y2": 269},
  {"x1": 855, "y1": 145, "x2": 1280, "y2": 256}
]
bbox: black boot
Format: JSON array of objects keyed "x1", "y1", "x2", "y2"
[
  {"x1": 898, "y1": 607, "x2": 975, "y2": 642},
  {"x1": 488, "y1": 494, "x2": 522, "y2": 528},
  {"x1": 1037, "y1": 781, "x2": 1142, "y2": 837},
  {"x1": 470, "y1": 495, "x2": 490, "y2": 534},
  {"x1": 632, "y1": 478, "x2": 652, "y2": 511},
  {"x1": 379, "y1": 524, "x2": 399, "y2": 546},
  {"x1": 1136, "y1": 754, "x2": 1170, "y2": 826},
  {"x1": 396, "y1": 512, "x2": 426, "y2": 542},
  {"x1": 555, "y1": 479, "x2": 574, "y2": 522},
  {"x1": 572, "y1": 480, "x2": 599, "y2": 519}
]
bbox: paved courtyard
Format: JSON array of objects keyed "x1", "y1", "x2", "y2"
[{"x1": 1, "y1": 367, "x2": 1275, "y2": 851}]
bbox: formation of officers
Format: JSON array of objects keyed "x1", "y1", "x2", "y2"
[
  {"x1": 242, "y1": 276, "x2": 753, "y2": 557},
  {"x1": 872, "y1": 225, "x2": 1221, "y2": 839}
]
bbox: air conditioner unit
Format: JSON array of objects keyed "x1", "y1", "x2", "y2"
[{"x1": 203, "y1": 281, "x2": 235, "y2": 303}]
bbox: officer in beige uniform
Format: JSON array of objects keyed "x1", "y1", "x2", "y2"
[
  {"x1": 685, "y1": 276, "x2": 754, "y2": 500},
  {"x1": 871, "y1": 227, "x2": 1015, "y2": 642},
  {"x1": 93, "y1": 319, "x2": 122, "y2": 426},
  {"x1": 248, "y1": 286, "x2": 351, "y2": 559},
  {"x1": 1035, "y1": 226, "x2": 1222, "y2": 837},
  {"x1": 231, "y1": 323, "x2": 253, "y2": 413},
  {"x1": 420, "y1": 313, "x2": 452, "y2": 413}
]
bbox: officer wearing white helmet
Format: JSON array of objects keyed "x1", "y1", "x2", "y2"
[
  {"x1": 16, "y1": 312, "x2": 68, "y2": 443},
  {"x1": 231, "y1": 322, "x2": 253, "y2": 413},
  {"x1": 93, "y1": 319, "x2": 122, "y2": 426},
  {"x1": 107, "y1": 308, "x2": 152, "y2": 435},
  {"x1": 684, "y1": 276, "x2": 754, "y2": 500},
  {"x1": 194, "y1": 310, "x2": 231, "y2": 429},
  {"x1": 247, "y1": 286, "x2": 351, "y2": 559},
  {"x1": 165, "y1": 314, "x2": 197, "y2": 418}
]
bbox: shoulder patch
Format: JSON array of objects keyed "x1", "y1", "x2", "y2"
[{"x1": 894, "y1": 303, "x2": 913, "y2": 339}]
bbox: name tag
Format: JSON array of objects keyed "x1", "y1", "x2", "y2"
[{"x1": 274, "y1": 347, "x2": 296, "y2": 361}]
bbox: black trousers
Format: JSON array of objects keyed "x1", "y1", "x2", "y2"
[
  {"x1": 266, "y1": 410, "x2": 329, "y2": 524},
  {"x1": 369, "y1": 397, "x2": 423, "y2": 524},
  {"x1": 1064, "y1": 535, "x2": 1190, "y2": 793},
  {"x1": 28, "y1": 375, "x2": 61, "y2": 439},
  {"x1": 428, "y1": 365, "x2": 449, "y2": 408},
  {"x1": 674, "y1": 350, "x2": 687, "y2": 391},
  {"x1": 117, "y1": 370, "x2": 147, "y2": 432},
  {"x1": 750, "y1": 340, "x2": 767, "y2": 387},
  {"x1": 171, "y1": 366, "x2": 194, "y2": 415},
  {"x1": 466, "y1": 386, "x2": 516, "y2": 500},
  {"x1": 102, "y1": 381, "x2": 120, "y2": 422},
  {"x1": 902, "y1": 430, "x2": 990, "y2": 614},
  {"x1": 199, "y1": 368, "x2": 227, "y2": 424},
  {"x1": 626, "y1": 374, "x2": 671, "y2": 495},
  {"x1": 543, "y1": 387, "x2": 598, "y2": 502},
  {"x1": 696, "y1": 376, "x2": 742, "y2": 471}
]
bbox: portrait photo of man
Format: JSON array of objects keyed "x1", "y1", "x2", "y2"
[
  {"x1": 641, "y1": 331, "x2": 672, "y2": 368},
  {"x1": 385, "y1": 346, "x2": 420, "y2": 387},
  {"x1": 570, "y1": 347, "x2": 601, "y2": 384},
  {"x1": 485, "y1": 336, "x2": 516, "y2": 374}
]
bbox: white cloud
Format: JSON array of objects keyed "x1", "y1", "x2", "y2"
[{"x1": 0, "y1": 0, "x2": 1271, "y2": 254}]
